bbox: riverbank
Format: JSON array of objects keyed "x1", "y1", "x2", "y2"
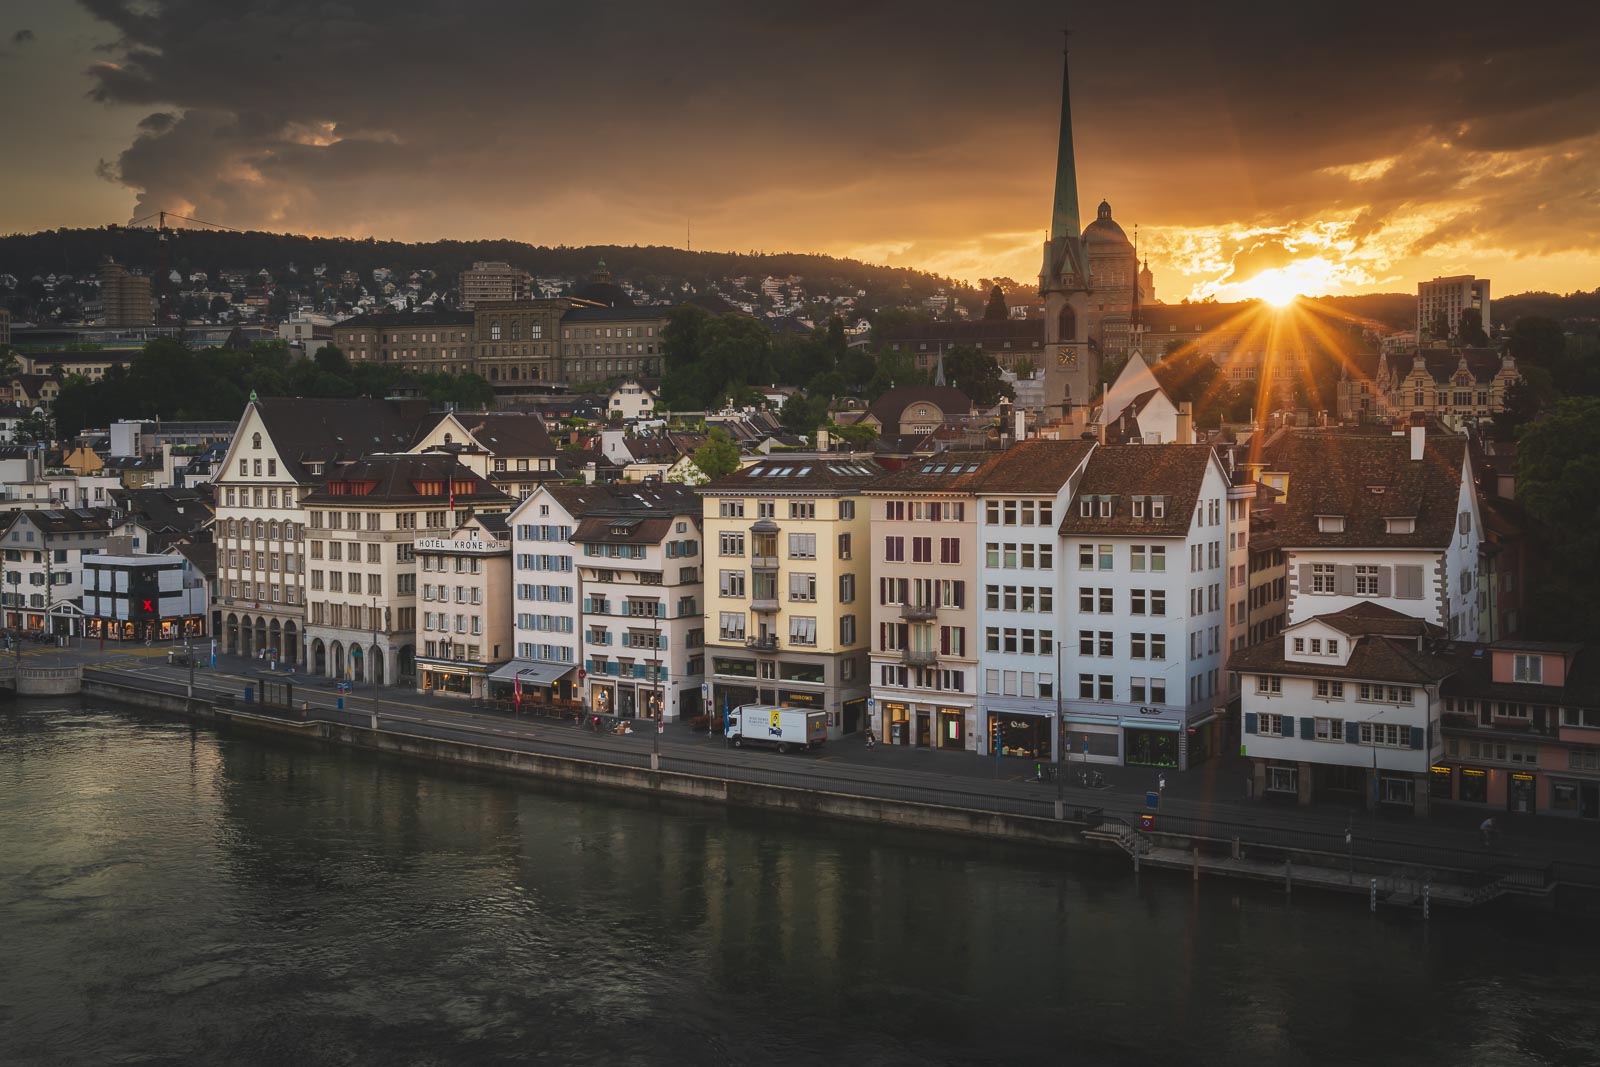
[{"x1": 72, "y1": 670, "x2": 1600, "y2": 914}]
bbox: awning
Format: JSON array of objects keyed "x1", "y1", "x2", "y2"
[
  {"x1": 1120, "y1": 716, "x2": 1183, "y2": 732},
  {"x1": 1186, "y1": 710, "x2": 1221, "y2": 730},
  {"x1": 488, "y1": 659, "x2": 576, "y2": 685}
]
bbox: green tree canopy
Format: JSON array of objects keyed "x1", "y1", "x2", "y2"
[
  {"x1": 691, "y1": 426, "x2": 741, "y2": 480},
  {"x1": 983, "y1": 285, "x2": 1008, "y2": 321},
  {"x1": 941, "y1": 346, "x2": 1014, "y2": 406},
  {"x1": 1517, "y1": 396, "x2": 1600, "y2": 639}
]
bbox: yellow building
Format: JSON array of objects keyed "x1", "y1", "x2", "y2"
[{"x1": 696, "y1": 455, "x2": 883, "y2": 738}]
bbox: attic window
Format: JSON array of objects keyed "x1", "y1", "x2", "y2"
[
  {"x1": 1079, "y1": 499, "x2": 1092, "y2": 517},
  {"x1": 1132, "y1": 496, "x2": 1146, "y2": 518},
  {"x1": 1098, "y1": 497, "x2": 1113, "y2": 518},
  {"x1": 1385, "y1": 517, "x2": 1416, "y2": 534},
  {"x1": 1151, "y1": 496, "x2": 1166, "y2": 519},
  {"x1": 1513, "y1": 654, "x2": 1543, "y2": 684},
  {"x1": 1367, "y1": 485, "x2": 1385, "y2": 494},
  {"x1": 1317, "y1": 515, "x2": 1346, "y2": 534},
  {"x1": 252, "y1": 432, "x2": 261, "y2": 449}
]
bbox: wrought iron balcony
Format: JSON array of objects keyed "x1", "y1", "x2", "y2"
[
  {"x1": 746, "y1": 634, "x2": 779, "y2": 652},
  {"x1": 899, "y1": 602, "x2": 939, "y2": 621}
]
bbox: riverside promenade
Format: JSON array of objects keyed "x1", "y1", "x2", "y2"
[{"x1": 15, "y1": 638, "x2": 1600, "y2": 906}]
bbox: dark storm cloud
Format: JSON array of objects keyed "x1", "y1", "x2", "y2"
[
  {"x1": 12, "y1": 29, "x2": 35, "y2": 45},
  {"x1": 74, "y1": 0, "x2": 1600, "y2": 287}
]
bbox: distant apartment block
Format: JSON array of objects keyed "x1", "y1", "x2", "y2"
[
  {"x1": 99, "y1": 257, "x2": 154, "y2": 328},
  {"x1": 460, "y1": 261, "x2": 532, "y2": 308},
  {"x1": 1417, "y1": 275, "x2": 1490, "y2": 341}
]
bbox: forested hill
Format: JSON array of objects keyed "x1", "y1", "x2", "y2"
[{"x1": 0, "y1": 226, "x2": 969, "y2": 304}]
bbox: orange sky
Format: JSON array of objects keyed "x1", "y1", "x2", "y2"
[{"x1": 2, "y1": 2, "x2": 1597, "y2": 301}]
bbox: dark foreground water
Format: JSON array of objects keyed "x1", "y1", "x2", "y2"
[{"x1": 2, "y1": 702, "x2": 1598, "y2": 1066}]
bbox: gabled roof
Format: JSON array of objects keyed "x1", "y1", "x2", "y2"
[
  {"x1": 2, "y1": 506, "x2": 124, "y2": 535},
  {"x1": 1380, "y1": 349, "x2": 1507, "y2": 386},
  {"x1": 1300, "y1": 602, "x2": 1443, "y2": 640},
  {"x1": 112, "y1": 487, "x2": 214, "y2": 535},
  {"x1": 1230, "y1": 626, "x2": 1464, "y2": 686},
  {"x1": 300, "y1": 453, "x2": 511, "y2": 507},
  {"x1": 698, "y1": 455, "x2": 886, "y2": 495},
  {"x1": 250, "y1": 397, "x2": 427, "y2": 483},
  {"x1": 450, "y1": 412, "x2": 559, "y2": 457},
  {"x1": 1260, "y1": 430, "x2": 1470, "y2": 548},
  {"x1": 863, "y1": 450, "x2": 1006, "y2": 493},
  {"x1": 863, "y1": 385, "x2": 974, "y2": 426},
  {"x1": 332, "y1": 309, "x2": 473, "y2": 329},
  {"x1": 971, "y1": 438, "x2": 1096, "y2": 494},
  {"x1": 1058, "y1": 445, "x2": 1218, "y2": 536},
  {"x1": 571, "y1": 514, "x2": 678, "y2": 546}
]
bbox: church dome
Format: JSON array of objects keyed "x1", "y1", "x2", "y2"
[
  {"x1": 1082, "y1": 200, "x2": 1130, "y2": 247},
  {"x1": 573, "y1": 259, "x2": 634, "y2": 307}
]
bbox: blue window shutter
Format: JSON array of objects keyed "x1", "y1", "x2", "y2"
[
  {"x1": 1300, "y1": 717, "x2": 1316, "y2": 740},
  {"x1": 1244, "y1": 712, "x2": 1258, "y2": 734},
  {"x1": 1345, "y1": 721, "x2": 1361, "y2": 744},
  {"x1": 1410, "y1": 726, "x2": 1425, "y2": 750}
]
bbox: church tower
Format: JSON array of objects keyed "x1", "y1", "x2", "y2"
[{"x1": 1038, "y1": 42, "x2": 1095, "y2": 425}]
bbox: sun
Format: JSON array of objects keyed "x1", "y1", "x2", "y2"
[{"x1": 1245, "y1": 269, "x2": 1303, "y2": 307}]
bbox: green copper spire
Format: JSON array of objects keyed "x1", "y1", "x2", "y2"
[{"x1": 1050, "y1": 41, "x2": 1082, "y2": 245}]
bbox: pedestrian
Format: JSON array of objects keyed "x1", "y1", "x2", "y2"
[
  {"x1": 1158, "y1": 772, "x2": 1167, "y2": 794},
  {"x1": 1480, "y1": 816, "x2": 1496, "y2": 846},
  {"x1": 865, "y1": 729, "x2": 875, "y2": 750}
]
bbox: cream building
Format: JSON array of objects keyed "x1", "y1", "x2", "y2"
[
  {"x1": 415, "y1": 512, "x2": 513, "y2": 699},
  {"x1": 301, "y1": 453, "x2": 511, "y2": 685},
  {"x1": 697, "y1": 456, "x2": 882, "y2": 737},
  {"x1": 866, "y1": 451, "x2": 1008, "y2": 749}
]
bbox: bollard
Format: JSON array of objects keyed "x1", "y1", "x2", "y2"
[
  {"x1": 1423, "y1": 883, "x2": 1430, "y2": 921},
  {"x1": 1231, "y1": 836, "x2": 1241, "y2": 860},
  {"x1": 1370, "y1": 877, "x2": 1378, "y2": 913},
  {"x1": 370, "y1": 712, "x2": 378, "y2": 731},
  {"x1": 1193, "y1": 846, "x2": 1200, "y2": 882},
  {"x1": 1286, "y1": 858, "x2": 1293, "y2": 897}
]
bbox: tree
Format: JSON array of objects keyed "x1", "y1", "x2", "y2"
[
  {"x1": 864, "y1": 346, "x2": 922, "y2": 400},
  {"x1": 828, "y1": 421, "x2": 879, "y2": 447},
  {"x1": 1459, "y1": 307, "x2": 1489, "y2": 347},
  {"x1": 942, "y1": 346, "x2": 1014, "y2": 406},
  {"x1": 12, "y1": 409, "x2": 54, "y2": 445},
  {"x1": 983, "y1": 285, "x2": 1008, "y2": 321},
  {"x1": 691, "y1": 427, "x2": 741, "y2": 480},
  {"x1": 1517, "y1": 397, "x2": 1600, "y2": 639},
  {"x1": 779, "y1": 392, "x2": 830, "y2": 436}
]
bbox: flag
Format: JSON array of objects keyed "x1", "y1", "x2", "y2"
[
  {"x1": 448, "y1": 481, "x2": 455, "y2": 514},
  {"x1": 514, "y1": 674, "x2": 522, "y2": 708}
]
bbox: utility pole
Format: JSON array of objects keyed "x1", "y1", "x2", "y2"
[
  {"x1": 1055, "y1": 638, "x2": 1065, "y2": 820},
  {"x1": 371, "y1": 595, "x2": 381, "y2": 730},
  {"x1": 651, "y1": 608, "x2": 662, "y2": 771}
]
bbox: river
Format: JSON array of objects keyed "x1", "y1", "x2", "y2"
[{"x1": 1, "y1": 701, "x2": 1596, "y2": 1066}]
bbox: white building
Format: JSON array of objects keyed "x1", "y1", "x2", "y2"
[
  {"x1": 0, "y1": 507, "x2": 129, "y2": 635},
  {"x1": 1255, "y1": 423, "x2": 1482, "y2": 640},
  {"x1": 1232, "y1": 603, "x2": 1455, "y2": 812},
  {"x1": 1057, "y1": 445, "x2": 1240, "y2": 769},
  {"x1": 1417, "y1": 275, "x2": 1490, "y2": 341},
  {"x1": 606, "y1": 379, "x2": 658, "y2": 422},
  {"x1": 974, "y1": 439, "x2": 1096, "y2": 762}
]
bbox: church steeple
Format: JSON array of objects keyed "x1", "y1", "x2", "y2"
[{"x1": 1050, "y1": 41, "x2": 1083, "y2": 247}]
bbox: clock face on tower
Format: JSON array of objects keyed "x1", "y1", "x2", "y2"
[{"x1": 1057, "y1": 347, "x2": 1078, "y2": 367}]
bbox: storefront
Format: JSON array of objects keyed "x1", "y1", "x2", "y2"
[
  {"x1": 85, "y1": 615, "x2": 205, "y2": 642},
  {"x1": 1064, "y1": 723, "x2": 1121, "y2": 763},
  {"x1": 937, "y1": 707, "x2": 965, "y2": 750},
  {"x1": 1507, "y1": 771, "x2": 1537, "y2": 815},
  {"x1": 1123, "y1": 724, "x2": 1179, "y2": 768},
  {"x1": 1458, "y1": 766, "x2": 1488, "y2": 803},
  {"x1": 590, "y1": 681, "x2": 615, "y2": 716},
  {"x1": 992, "y1": 712, "x2": 1049, "y2": 759},
  {"x1": 420, "y1": 666, "x2": 473, "y2": 696},
  {"x1": 486, "y1": 659, "x2": 577, "y2": 705},
  {"x1": 884, "y1": 702, "x2": 910, "y2": 745},
  {"x1": 1429, "y1": 764, "x2": 1454, "y2": 801},
  {"x1": 1549, "y1": 778, "x2": 1600, "y2": 819}
]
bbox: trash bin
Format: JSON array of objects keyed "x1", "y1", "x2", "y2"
[
  {"x1": 244, "y1": 685, "x2": 254, "y2": 703},
  {"x1": 336, "y1": 696, "x2": 344, "y2": 710}
]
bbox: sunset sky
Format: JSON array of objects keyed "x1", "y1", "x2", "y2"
[{"x1": 2, "y1": 1, "x2": 1597, "y2": 301}]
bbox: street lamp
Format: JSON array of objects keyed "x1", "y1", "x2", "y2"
[
  {"x1": 651, "y1": 609, "x2": 663, "y2": 771},
  {"x1": 1055, "y1": 638, "x2": 1065, "y2": 820},
  {"x1": 370, "y1": 594, "x2": 381, "y2": 729}
]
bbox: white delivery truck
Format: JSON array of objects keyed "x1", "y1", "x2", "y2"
[{"x1": 725, "y1": 703, "x2": 828, "y2": 753}]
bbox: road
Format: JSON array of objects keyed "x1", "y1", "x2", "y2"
[{"x1": 15, "y1": 636, "x2": 1600, "y2": 881}]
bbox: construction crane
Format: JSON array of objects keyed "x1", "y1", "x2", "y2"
[{"x1": 125, "y1": 209, "x2": 246, "y2": 325}]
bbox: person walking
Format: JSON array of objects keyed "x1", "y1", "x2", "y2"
[
  {"x1": 1480, "y1": 816, "x2": 1497, "y2": 846},
  {"x1": 865, "y1": 729, "x2": 876, "y2": 750}
]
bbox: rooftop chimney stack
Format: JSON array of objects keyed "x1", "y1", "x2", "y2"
[
  {"x1": 1176, "y1": 401, "x2": 1194, "y2": 445},
  {"x1": 1014, "y1": 406, "x2": 1026, "y2": 444},
  {"x1": 1409, "y1": 414, "x2": 1426, "y2": 462}
]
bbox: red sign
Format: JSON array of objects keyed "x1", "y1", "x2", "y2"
[
  {"x1": 1139, "y1": 812, "x2": 1156, "y2": 831},
  {"x1": 578, "y1": 668, "x2": 587, "y2": 680},
  {"x1": 142, "y1": 599, "x2": 154, "y2": 613}
]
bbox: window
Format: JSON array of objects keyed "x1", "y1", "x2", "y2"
[
  {"x1": 885, "y1": 536, "x2": 905, "y2": 562},
  {"x1": 1098, "y1": 545, "x2": 1113, "y2": 570},
  {"x1": 1360, "y1": 722, "x2": 1410, "y2": 747},
  {"x1": 1314, "y1": 680, "x2": 1344, "y2": 700},
  {"x1": 840, "y1": 500, "x2": 855, "y2": 520},
  {"x1": 1256, "y1": 675, "x2": 1282, "y2": 695},
  {"x1": 838, "y1": 533, "x2": 852, "y2": 560},
  {"x1": 1355, "y1": 565, "x2": 1379, "y2": 596},
  {"x1": 720, "y1": 532, "x2": 745, "y2": 557},
  {"x1": 1513, "y1": 654, "x2": 1543, "y2": 684},
  {"x1": 1267, "y1": 765, "x2": 1299, "y2": 794},
  {"x1": 912, "y1": 537, "x2": 932, "y2": 564},
  {"x1": 839, "y1": 573, "x2": 856, "y2": 603},
  {"x1": 1311, "y1": 563, "x2": 1335, "y2": 594},
  {"x1": 1314, "y1": 717, "x2": 1344, "y2": 741},
  {"x1": 789, "y1": 616, "x2": 817, "y2": 646},
  {"x1": 718, "y1": 612, "x2": 745, "y2": 641},
  {"x1": 840, "y1": 615, "x2": 856, "y2": 645},
  {"x1": 720, "y1": 570, "x2": 745, "y2": 598},
  {"x1": 789, "y1": 573, "x2": 817, "y2": 601},
  {"x1": 1079, "y1": 544, "x2": 1094, "y2": 570},
  {"x1": 1258, "y1": 713, "x2": 1287, "y2": 737}
]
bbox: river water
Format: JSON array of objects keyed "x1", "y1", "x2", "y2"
[{"x1": 2, "y1": 701, "x2": 1596, "y2": 1066}]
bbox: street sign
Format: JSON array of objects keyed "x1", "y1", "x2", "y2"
[
  {"x1": 867, "y1": 697, "x2": 875, "y2": 711},
  {"x1": 1145, "y1": 791, "x2": 1160, "y2": 810},
  {"x1": 657, "y1": 719, "x2": 665, "y2": 734},
  {"x1": 1139, "y1": 812, "x2": 1156, "y2": 831}
]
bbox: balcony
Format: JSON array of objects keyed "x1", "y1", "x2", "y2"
[
  {"x1": 751, "y1": 555, "x2": 780, "y2": 572},
  {"x1": 751, "y1": 597, "x2": 780, "y2": 614},
  {"x1": 899, "y1": 602, "x2": 939, "y2": 621},
  {"x1": 746, "y1": 634, "x2": 779, "y2": 652},
  {"x1": 903, "y1": 647, "x2": 939, "y2": 666}
]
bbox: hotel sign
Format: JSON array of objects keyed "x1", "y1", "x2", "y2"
[{"x1": 414, "y1": 538, "x2": 509, "y2": 554}]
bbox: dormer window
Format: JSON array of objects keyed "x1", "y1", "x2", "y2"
[
  {"x1": 1079, "y1": 499, "x2": 1093, "y2": 517},
  {"x1": 1132, "y1": 496, "x2": 1146, "y2": 518},
  {"x1": 1098, "y1": 497, "x2": 1112, "y2": 518},
  {"x1": 1513, "y1": 654, "x2": 1543, "y2": 684},
  {"x1": 1317, "y1": 515, "x2": 1345, "y2": 533},
  {"x1": 1293, "y1": 637, "x2": 1305, "y2": 653},
  {"x1": 252, "y1": 432, "x2": 262, "y2": 449},
  {"x1": 1151, "y1": 497, "x2": 1166, "y2": 519},
  {"x1": 1385, "y1": 517, "x2": 1416, "y2": 534}
]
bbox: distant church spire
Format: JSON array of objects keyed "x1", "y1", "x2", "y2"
[
  {"x1": 934, "y1": 347, "x2": 948, "y2": 387},
  {"x1": 1050, "y1": 31, "x2": 1082, "y2": 247}
]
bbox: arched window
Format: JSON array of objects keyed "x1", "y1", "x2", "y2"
[
  {"x1": 252, "y1": 432, "x2": 261, "y2": 449},
  {"x1": 267, "y1": 520, "x2": 280, "y2": 540},
  {"x1": 253, "y1": 519, "x2": 265, "y2": 540},
  {"x1": 1058, "y1": 305, "x2": 1077, "y2": 341},
  {"x1": 490, "y1": 319, "x2": 502, "y2": 341},
  {"x1": 444, "y1": 433, "x2": 453, "y2": 445}
]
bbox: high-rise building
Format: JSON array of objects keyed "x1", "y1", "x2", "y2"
[
  {"x1": 99, "y1": 257, "x2": 154, "y2": 328},
  {"x1": 1417, "y1": 275, "x2": 1491, "y2": 342},
  {"x1": 460, "y1": 261, "x2": 531, "y2": 308}
]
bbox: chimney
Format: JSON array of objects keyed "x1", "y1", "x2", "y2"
[
  {"x1": 1014, "y1": 406, "x2": 1026, "y2": 444},
  {"x1": 583, "y1": 461, "x2": 596, "y2": 485},
  {"x1": 1409, "y1": 413, "x2": 1426, "y2": 461},
  {"x1": 1176, "y1": 401, "x2": 1194, "y2": 445},
  {"x1": 816, "y1": 428, "x2": 831, "y2": 452}
]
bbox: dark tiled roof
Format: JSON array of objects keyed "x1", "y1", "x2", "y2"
[
  {"x1": 1058, "y1": 445, "x2": 1217, "y2": 536},
  {"x1": 542, "y1": 484, "x2": 630, "y2": 517},
  {"x1": 452, "y1": 413, "x2": 558, "y2": 456},
  {"x1": 562, "y1": 306, "x2": 671, "y2": 323},
  {"x1": 571, "y1": 514, "x2": 679, "y2": 546},
  {"x1": 699, "y1": 456, "x2": 887, "y2": 495},
  {"x1": 471, "y1": 512, "x2": 511, "y2": 538},
  {"x1": 1261, "y1": 431, "x2": 1469, "y2": 548},
  {"x1": 171, "y1": 539, "x2": 217, "y2": 578},
  {"x1": 863, "y1": 386, "x2": 974, "y2": 426},
  {"x1": 1314, "y1": 602, "x2": 1443, "y2": 639},
  {"x1": 1380, "y1": 349, "x2": 1507, "y2": 386},
  {"x1": 881, "y1": 320, "x2": 1044, "y2": 343},
  {"x1": 333, "y1": 310, "x2": 473, "y2": 330},
  {"x1": 113, "y1": 488, "x2": 214, "y2": 534},
  {"x1": 252, "y1": 397, "x2": 427, "y2": 482},
  {"x1": 1230, "y1": 629, "x2": 1463, "y2": 686},
  {"x1": 3, "y1": 507, "x2": 123, "y2": 535},
  {"x1": 301, "y1": 453, "x2": 511, "y2": 507},
  {"x1": 972, "y1": 438, "x2": 1096, "y2": 494},
  {"x1": 864, "y1": 450, "x2": 1006, "y2": 493}
]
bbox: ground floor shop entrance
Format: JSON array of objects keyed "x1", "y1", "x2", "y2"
[
  {"x1": 1124, "y1": 726, "x2": 1179, "y2": 768},
  {"x1": 992, "y1": 712, "x2": 1050, "y2": 759}
]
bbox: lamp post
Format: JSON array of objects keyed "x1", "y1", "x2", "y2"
[
  {"x1": 651, "y1": 608, "x2": 663, "y2": 771},
  {"x1": 1055, "y1": 638, "x2": 1065, "y2": 820},
  {"x1": 370, "y1": 594, "x2": 381, "y2": 730}
]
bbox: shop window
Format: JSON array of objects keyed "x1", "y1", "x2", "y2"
[
  {"x1": 1459, "y1": 767, "x2": 1488, "y2": 803},
  {"x1": 1267, "y1": 765, "x2": 1298, "y2": 794},
  {"x1": 1429, "y1": 765, "x2": 1452, "y2": 799}
]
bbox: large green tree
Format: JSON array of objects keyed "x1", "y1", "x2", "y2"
[
  {"x1": 691, "y1": 427, "x2": 741, "y2": 479},
  {"x1": 1516, "y1": 397, "x2": 1600, "y2": 640},
  {"x1": 941, "y1": 346, "x2": 1013, "y2": 406}
]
